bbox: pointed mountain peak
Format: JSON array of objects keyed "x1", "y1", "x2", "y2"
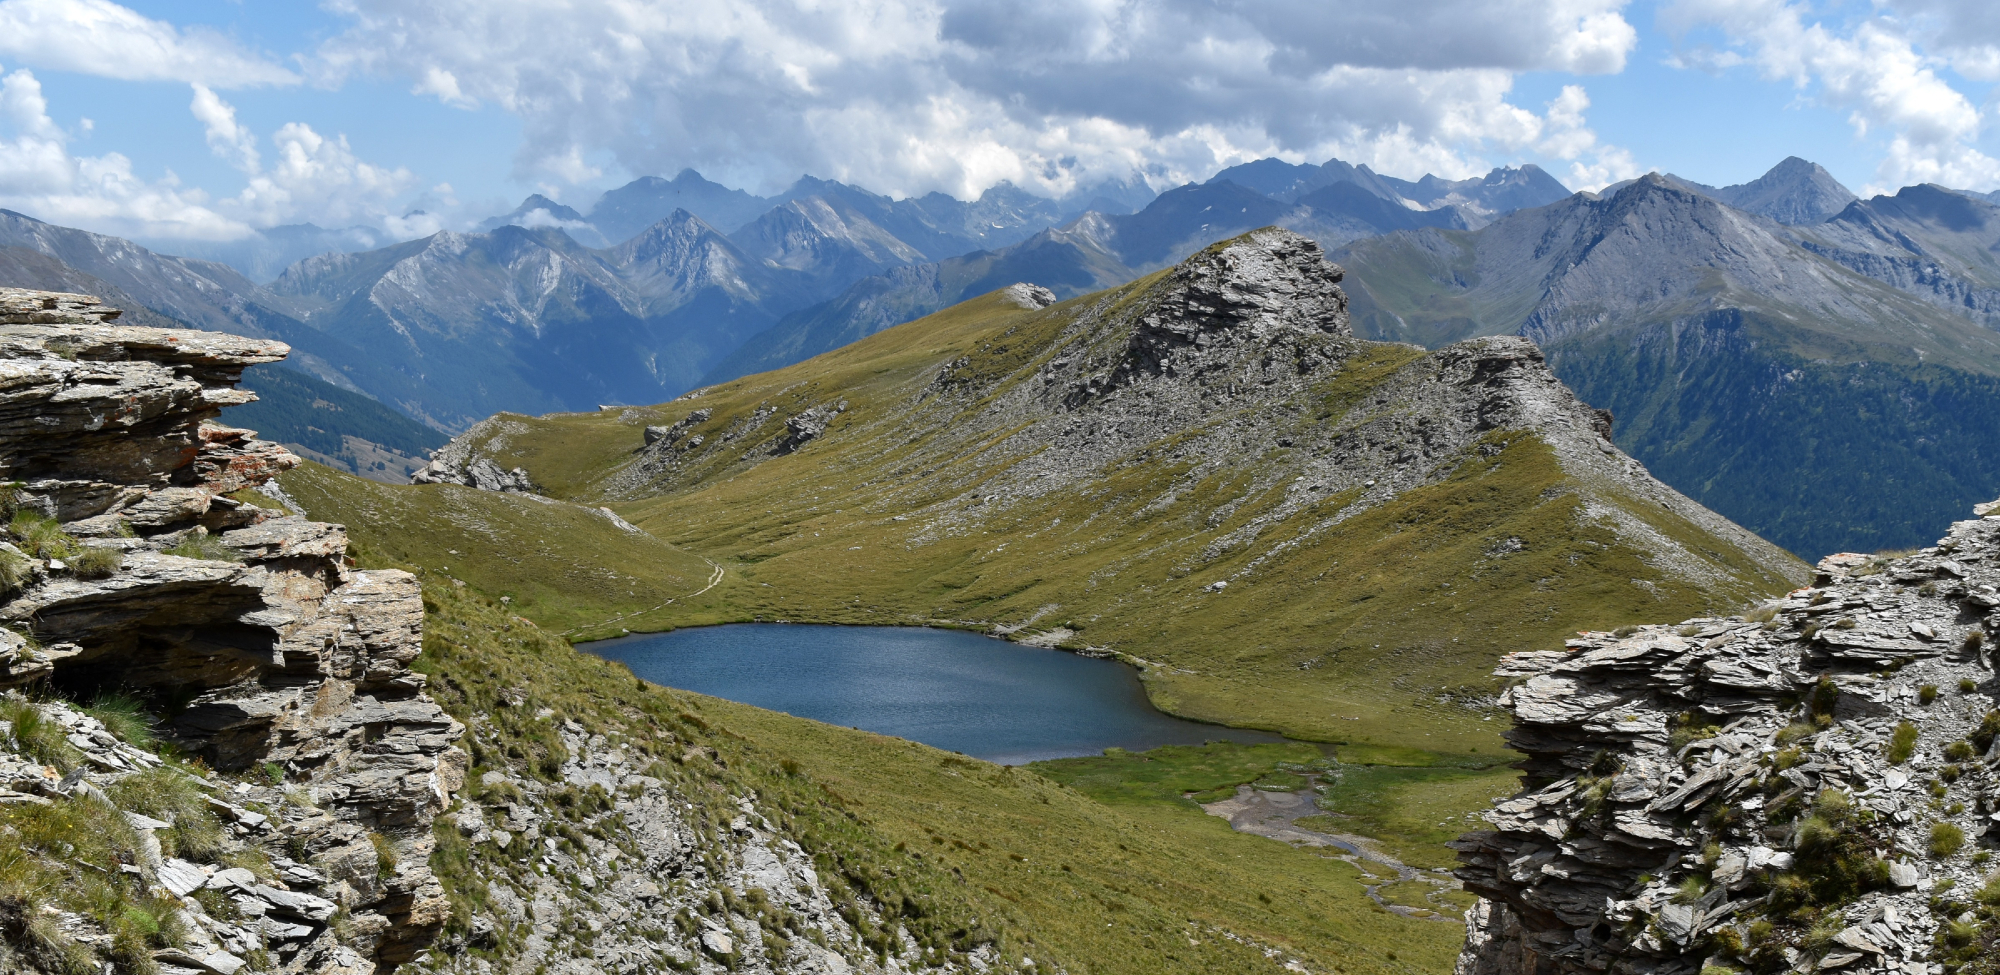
[
  {"x1": 1709, "y1": 157, "x2": 1856, "y2": 224},
  {"x1": 635, "y1": 208, "x2": 721, "y2": 240}
]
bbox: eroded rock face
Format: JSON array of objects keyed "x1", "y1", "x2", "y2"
[
  {"x1": 1454, "y1": 506, "x2": 2000, "y2": 975},
  {"x1": 0, "y1": 288, "x2": 464, "y2": 972}
]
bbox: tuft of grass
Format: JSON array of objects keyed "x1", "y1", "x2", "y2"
[
  {"x1": 67, "y1": 546, "x2": 123, "y2": 579},
  {"x1": 1885, "y1": 721, "x2": 1919, "y2": 764},
  {"x1": 8, "y1": 511, "x2": 76, "y2": 560},
  {"x1": 1974, "y1": 710, "x2": 2000, "y2": 755},
  {"x1": 1945, "y1": 740, "x2": 1975, "y2": 762},
  {"x1": 83, "y1": 692, "x2": 155, "y2": 749},
  {"x1": 1930, "y1": 822, "x2": 1966, "y2": 860},
  {"x1": 1962, "y1": 678, "x2": 1980, "y2": 694},
  {"x1": 2, "y1": 697, "x2": 82, "y2": 771},
  {"x1": 1919, "y1": 684, "x2": 1938, "y2": 705},
  {"x1": 104, "y1": 765, "x2": 222, "y2": 861},
  {"x1": 369, "y1": 832, "x2": 398, "y2": 881},
  {"x1": 163, "y1": 531, "x2": 242, "y2": 563},
  {"x1": 1774, "y1": 722, "x2": 1817, "y2": 746},
  {"x1": 0, "y1": 547, "x2": 29, "y2": 592}
]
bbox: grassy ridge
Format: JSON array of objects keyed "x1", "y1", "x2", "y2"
[
  {"x1": 409, "y1": 566, "x2": 1469, "y2": 975},
  {"x1": 282, "y1": 463, "x2": 715, "y2": 636}
]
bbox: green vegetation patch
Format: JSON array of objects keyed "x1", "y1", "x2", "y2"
[
  {"x1": 283, "y1": 463, "x2": 715, "y2": 637},
  {"x1": 1031, "y1": 742, "x2": 1331, "y2": 806},
  {"x1": 1313, "y1": 765, "x2": 1522, "y2": 871}
]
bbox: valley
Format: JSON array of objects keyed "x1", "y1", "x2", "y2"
[
  {"x1": 4, "y1": 144, "x2": 2000, "y2": 975},
  {"x1": 376, "y1": 229, "x2": 1802, "y2": 757}
]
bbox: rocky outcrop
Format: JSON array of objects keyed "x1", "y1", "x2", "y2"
[
  {"x1": 420, "y1": 711, "x2": 1002, "y2": 975},
  {"x1": 1454, "y1": 504, "x2": 2000, "y2": 975},
  {"x1": 0, "y1": 289, "x2": 464, "y2": 972},
  {"x1": 410, "y1": 418, "x2": 536, "y2": 493},
  {"x1": 1075, "y1": 228, "x2": 1349, "y2": 402}
]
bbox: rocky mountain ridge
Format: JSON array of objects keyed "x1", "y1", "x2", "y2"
[
  {"x1": 1454, "y1": 503, "x2": 2000, "y2": 975},
  {"x1": 1336, "y1": 174, "x2": 2000, "y2": 558}
]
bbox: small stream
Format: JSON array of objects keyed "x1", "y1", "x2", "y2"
[{"x1": 1199, "y1": 778, "x2": 1467, "y2": 922}]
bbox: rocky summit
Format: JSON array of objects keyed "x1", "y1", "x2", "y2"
[
  {"x1": 0, "y1": 287, "x2": 465, "y2": 973},
  {"x1": 1454, "y1": 504, "x2": 2000, "y2": 975}
]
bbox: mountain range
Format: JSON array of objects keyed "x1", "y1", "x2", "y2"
[
  {"x1": 1337, "y1": 171, "x2": 2000, "y2": 557},
  {"x1": 11, "y1": 152, "x2": 2000, "y2": 560},
  {"x1": 0, "y1": 156, "x2": 1576, "y2": 430}
]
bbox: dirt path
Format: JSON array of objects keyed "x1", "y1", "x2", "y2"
[
  {"x1": 563, "y1": 559, "x2": 725, "y2": 638},
  {"x1": 1199, "y1": 780, "x2": 1466, "y2": 922}
]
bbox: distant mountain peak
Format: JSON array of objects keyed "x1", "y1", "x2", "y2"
[
  {"x1": 476, "y1": 193, "x2": 605, "y2": 246},
  {"x1": 1703, "y1": 157, "x2": 1856, "y2": 225}
]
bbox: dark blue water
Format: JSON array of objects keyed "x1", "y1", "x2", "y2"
[{"x1": 585, "y1": 624, "x2": 1282, "y2": 764}]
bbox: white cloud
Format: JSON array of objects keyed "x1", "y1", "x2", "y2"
[
  {"x1": 1662, "y1": 0, "x2": 2000, "y2": 192},
  {"x1": 190, "y1": 83, "x2": 258, "y2": 173},
  {"x1": 1875, "y1": 0, "x2": 2000, "y2": 81},
  {"x1": 1, "y1": 70, "x2": 421, "y2": 241},
  {"x1": 1535, "y1": 84, "x2": 1643, "y2": 191},
  {"x1": 314, "y1": 0, "x2": 1638, "y2": 198},
  {"x1": 0, "y1": 0, "x2": 296, "y2": 88},
  {"x1": 226, "y1": 118, "x2": 417, "y2": 228},
  {"x1": 0, "y1": 65, "x2": 251, "y2": 239}
]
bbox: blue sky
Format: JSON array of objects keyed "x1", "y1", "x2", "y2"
[{"x1": 3, "y1": 0, "x2": 1998, "y2": 243}]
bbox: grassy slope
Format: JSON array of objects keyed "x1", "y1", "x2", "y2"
[
  {"x1": 282, "y1": 462, "x2": 715, "y2": 636},
  {"x1": 403, "y1": 279, "x2": 1795, "y2": 755},
  {"x1": 412, "y1": 570, "x2": 1467, "y2": 975}
]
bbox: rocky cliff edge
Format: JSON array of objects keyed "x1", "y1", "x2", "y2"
[
  {"x1": 1454, "y1": 502, "x2": 2000, "y2": 975},
  {"x1": 0, "y1": 288, "x2": 465, "y2": 973}
]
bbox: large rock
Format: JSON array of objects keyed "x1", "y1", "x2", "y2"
[
  {"x1": 1454, "y1": 505, "x2": 2000, "y2": 975},
  {"x1": 0, "y1": 289, "x2": 463, "y2": 972}
]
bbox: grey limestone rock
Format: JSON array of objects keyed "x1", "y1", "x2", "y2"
[
  {"x1": 0, "y1": 289, "x2": 464, "y2": 972},
  {"x1": 1454, "y1": 502, "x2": 2000, "y2": 975}
]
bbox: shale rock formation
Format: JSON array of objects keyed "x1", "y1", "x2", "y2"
[
  {"x1": 1455, "y1": 505, "x2": 2000, "y2": 975},
  {"x1": 0, "y1": 288, "x2": 465, "y2": 972}
]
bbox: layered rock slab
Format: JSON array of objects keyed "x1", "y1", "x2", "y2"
[
  {"x1": 0, "y1": 288, "x2": 464, "y2": 971},
  {"x1": 1454, "y1": 506, "x2": 2000, "y2": 975}
]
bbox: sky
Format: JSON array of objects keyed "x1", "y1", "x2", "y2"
[{"x1": 2, "y1": 0, "x2": 2000, "y2": 244}]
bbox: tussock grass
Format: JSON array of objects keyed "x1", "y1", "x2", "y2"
[
  {"x1": 163, "y1": 531, "x2": 241, "y2": 563},
  {"x1": 83, "y1": 692, "x2": 155, "y2": 749},
  {"x1": 9, "y1": 511, "x2": 75, "y2": 560},
  {"x1": 1885, "y1": 721, "x2": 1919, "y2": 764},
  {"x1": 68, "y1": 546, "x2": 123, "y2": 578},
  {"x1": 103, "y1": 766, "x2": 223, "y2": 861},
  {"x1": 2, "y1": 697, "x2": 81, "y2": 771}
]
